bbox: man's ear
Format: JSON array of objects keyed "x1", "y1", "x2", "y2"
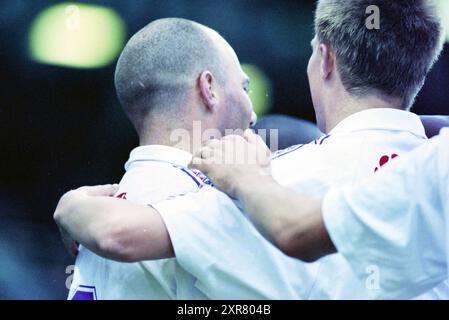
[
  {"x1": 319, "y1": 44, "x2": 334, "y2": 80},
  {"x1": 199, "y1": 71, "x2": 219, "y2": 112}
]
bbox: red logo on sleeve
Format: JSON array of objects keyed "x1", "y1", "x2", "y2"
[
  {"x1": 116, "y1": 192, "x2": 127, "y2": 200},
  {"x1": 374, "y1": 154, "x2": 398, "y2": 173}
]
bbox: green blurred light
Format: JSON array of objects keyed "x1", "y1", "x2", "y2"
[
  {"x1": 29, "y1": 2, "x2": 126, "y2": 69},
  {"x1": 241, "y1": 64, "x2": 272, "y2": 117},
  {"x1": 437, "y1": 0, "x2": 449, "y2": 43}
]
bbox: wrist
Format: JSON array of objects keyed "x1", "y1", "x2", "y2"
[{"x1": 232, "y1": 170, "x2": 275, "y2": 201}]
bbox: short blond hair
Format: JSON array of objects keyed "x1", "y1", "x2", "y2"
[{"x1": 315, "y1": 0, "x2": 444, "y2": 109}]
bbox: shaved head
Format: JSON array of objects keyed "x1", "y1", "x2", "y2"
[{"x1": 115, "y1": 18, "x2": 230, "y2": 132}]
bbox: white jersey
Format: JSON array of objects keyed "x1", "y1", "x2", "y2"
[
  {"x1": 322, "y1": 128, "x2": 449, "y2": 299},
  {"x1": 153, "y1": 109, "x2": 449, "y2": 299},
  {"x1": 68, "y1": 146, "x2": 208, "y2": 300}
]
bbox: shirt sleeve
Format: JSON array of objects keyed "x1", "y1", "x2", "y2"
[
  {"x1": 439, "y1": 129, "x2": 449, "y2": 286},
  {"x1": 438, "y1": 129, "x2": 449, "y2": 214},
  {"x1": 151, "y1": 186, "x2": 311, "y2": 299},
  {"x1": 322, "y1": 132, "x2": 448, "y2": 299}
]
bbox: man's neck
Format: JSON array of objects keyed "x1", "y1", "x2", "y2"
[
  {"x1": 323, "y1": 92, "x2": 404, "y2": 133},
  {"x1": 139, "y1": 127, "x2": 194, "y2": 154},
  {"x1": 139, "y1": 120, "x2": 202, "y2": 154}
]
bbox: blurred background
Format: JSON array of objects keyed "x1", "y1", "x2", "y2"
[{"x1": 0, "y1": 0, "x2": 448, "y2": 299}]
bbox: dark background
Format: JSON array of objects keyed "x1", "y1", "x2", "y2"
[{"x1": 0, "y1": 0, "x2": 448, "y2": 299}]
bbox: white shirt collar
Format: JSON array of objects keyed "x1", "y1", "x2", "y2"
[
  {"x1": 124, "y1": 145, "x2": 193, "y2": 171},
  {"x1": 329, "y1": 108, "x2": 427, "y2": 139}
]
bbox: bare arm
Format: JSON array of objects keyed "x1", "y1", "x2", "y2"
[
  {"x1": 53, "y1": 185, "x2": 174, "y2": 262},
  {"x1": 190, "y1": 130, "x2": 336, "y2": 261},
  {"x1": 234, "y1": 174, "x2": 335, "y2": 261}
]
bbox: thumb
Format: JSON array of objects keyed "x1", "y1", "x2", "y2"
[
  {"x1": 243, "y1": 129, "x2": 258, "y2": 144},
  {"x1": 244, "y1": 129, "x2": 270, "y2": 151}
]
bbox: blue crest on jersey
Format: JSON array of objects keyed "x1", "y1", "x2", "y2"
[
  {"x1": 191, "y1": 169, "x2": 214, "y2": 187},
  {"x1": 71, "y1": 285, "x2": 97, "y2": 300}
]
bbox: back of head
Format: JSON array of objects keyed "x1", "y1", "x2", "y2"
[
  {"x1": 315, "y1": 0, "x2": 445, "y2": 109},
  {"x1": 115, "y1": 18, "x2": 227, "y2": 132}
]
